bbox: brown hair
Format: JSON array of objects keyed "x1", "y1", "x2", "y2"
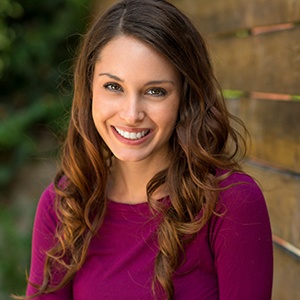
[{"x1": 25, "y1": 0, "x2": 246, "y2": 299}]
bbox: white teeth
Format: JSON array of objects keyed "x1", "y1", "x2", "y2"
[{"x1": 115, "y1": 127, "x2": 149, "y2": 140}]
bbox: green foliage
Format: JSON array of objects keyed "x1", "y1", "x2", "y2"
[
  {"x1": 0, "y1": 0, "x2": 90, "y2": 188},
  {"x1": 0, "y1": 0, "x2": 91, "y2": 296},
  {"x1": 0, "y1": 202, "x2": 35, "y2": 298},
  {"x1": 222, "y1": 89, "x2": 246, "y2": 100}
]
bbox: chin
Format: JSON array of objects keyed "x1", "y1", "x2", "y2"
[{"x1": 114, "y1": 155, "x2": 147, "y2": 163}]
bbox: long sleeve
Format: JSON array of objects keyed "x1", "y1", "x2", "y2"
[
  {"x1": 26, "y1": 183, "x2": 73, "y2": 299},
  {"x1": 210, "y1": 173, "x2": 273, "y2": 300}
]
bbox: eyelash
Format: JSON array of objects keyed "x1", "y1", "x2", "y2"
[
  {"x1": 103, "y1": 83, "x2": 167, "y2": 97},
  {"x1": 146, "y1": 88, "x2": 167, "y2": 97},
  {"x1": 103, "y1": 82, "x2": 123, "y2": 92}
]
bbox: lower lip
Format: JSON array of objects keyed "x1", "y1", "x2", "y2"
[{"x1": 111, "y1": 127, "x2": 153, "y2": 145}]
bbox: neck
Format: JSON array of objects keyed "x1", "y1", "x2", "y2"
[{"x1": 107, "y1": 157, "x2": 169, "y2": 204}]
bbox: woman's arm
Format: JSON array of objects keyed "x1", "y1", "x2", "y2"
[
  {"x1": 211, "y1": 173, "x2": 273, "y2": 300},
  {"x1": 26, "y1": 183, "x2": 73, "y2": 299}
]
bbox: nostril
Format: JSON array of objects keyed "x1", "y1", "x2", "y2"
[{"x1": 138, "y1": 112, "x2": 145, "y2": 120}]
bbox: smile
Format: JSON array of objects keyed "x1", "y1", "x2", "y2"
[{"x1": 114, "y1": 127, "x2": 150, "y2": 140}]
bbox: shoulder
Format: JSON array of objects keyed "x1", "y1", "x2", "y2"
[
  {"x1": 218, "y1": 170, "x2": 260, "y2": 190},
  {"x1": 212, "y1": 171, "x2": 270, "y2": 228},
  {"x1": 36, "y1": 176, "x2": 67, "y2": 215},
  {"x1": 37, "y1": 182, "x2": 56, "y2": 211},
  {"x1": 208, "y1": 171, "x2": 272, "y2": 256},
  {"x1": 217, "y1": 171, "x2": 264, "y2": 210},
  {"x1": 34, "y1": 182, "x2": 59, "y2": 230}
]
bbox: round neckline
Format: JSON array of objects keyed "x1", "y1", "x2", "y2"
[
  {"x1": 107, "y1": 199, "x2": 150, "y2": 210},
  {"x1": 108, "y1": 198, "x2": 149, "y2": 206},
  {"x1": 106, "y1": 196, "x2": 169, "y2": 215}
]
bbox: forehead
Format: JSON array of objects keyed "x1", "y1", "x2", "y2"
[{"x1": 94, "y1": 35, "x2": 179, "y2": 81}]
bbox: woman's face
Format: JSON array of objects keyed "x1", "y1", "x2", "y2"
[{"x1": 92, "y1": 35, "x2": 181, "y2": 165}]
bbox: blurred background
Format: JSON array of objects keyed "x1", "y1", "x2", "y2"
[
  {"x1": 0, "y1": 0, "x2": 299, "y2": 299},
  {"x1": 0, "y1": 0, "x2": 90, "y2": 298}
]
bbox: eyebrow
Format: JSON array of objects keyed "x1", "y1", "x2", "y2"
[
  {"x1": 99, "y1": 73, "x2": 124, "y2": 82},
  {"x1": 98, "y1": 73, "x2": 175, "y2": 86},
  {"x1": 146, "y1": 80, "x2": 175, "y2": 86}
]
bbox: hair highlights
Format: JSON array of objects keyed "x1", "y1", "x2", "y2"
[{"x1": 26, "y1": 1, "x2": 247, "y2": 299}]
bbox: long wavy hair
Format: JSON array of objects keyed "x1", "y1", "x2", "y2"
[{"x1": 25, "y1": 0, "x2": 247, "y2": 299}]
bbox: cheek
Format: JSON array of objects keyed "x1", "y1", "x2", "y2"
[
  {"x1": 91, "y1": 100, "x2": 100, "y2": 124},
  {"x1": 165, "y1": 99, "x2": 180, "y2": 123},
  {"x1": 156, "y1": 104, "x2": 179, "y2": 133},
  {"x1": 92, "y1": 98, "x2": 112, "y2": 123},
  {"x1": 91, "y1": 100, "x2": 107, "y2": 133}
]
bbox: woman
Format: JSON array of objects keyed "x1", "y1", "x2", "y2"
[{"x1": 23, "y1": 0, "x2": 273, "y2": 299}]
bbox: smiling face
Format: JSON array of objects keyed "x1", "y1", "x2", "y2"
[{"x1": 92, "y1": 35, "x2": 181, "y2": 166}]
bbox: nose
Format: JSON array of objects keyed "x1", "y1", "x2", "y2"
[{"x1": 119, "y1": 94, "x2": 145, "y2": 124}]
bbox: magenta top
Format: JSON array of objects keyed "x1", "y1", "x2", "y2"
[{"x1": 26, "y1": 172, "x2": 273, "y2": 299}]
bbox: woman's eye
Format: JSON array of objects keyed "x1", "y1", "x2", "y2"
[
  {"x1": 103, "y1": 83, "x2": 123, "y2": 92},
  {"x1": 146, "y1": 88, "x2": 167, "y2": 97}
]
